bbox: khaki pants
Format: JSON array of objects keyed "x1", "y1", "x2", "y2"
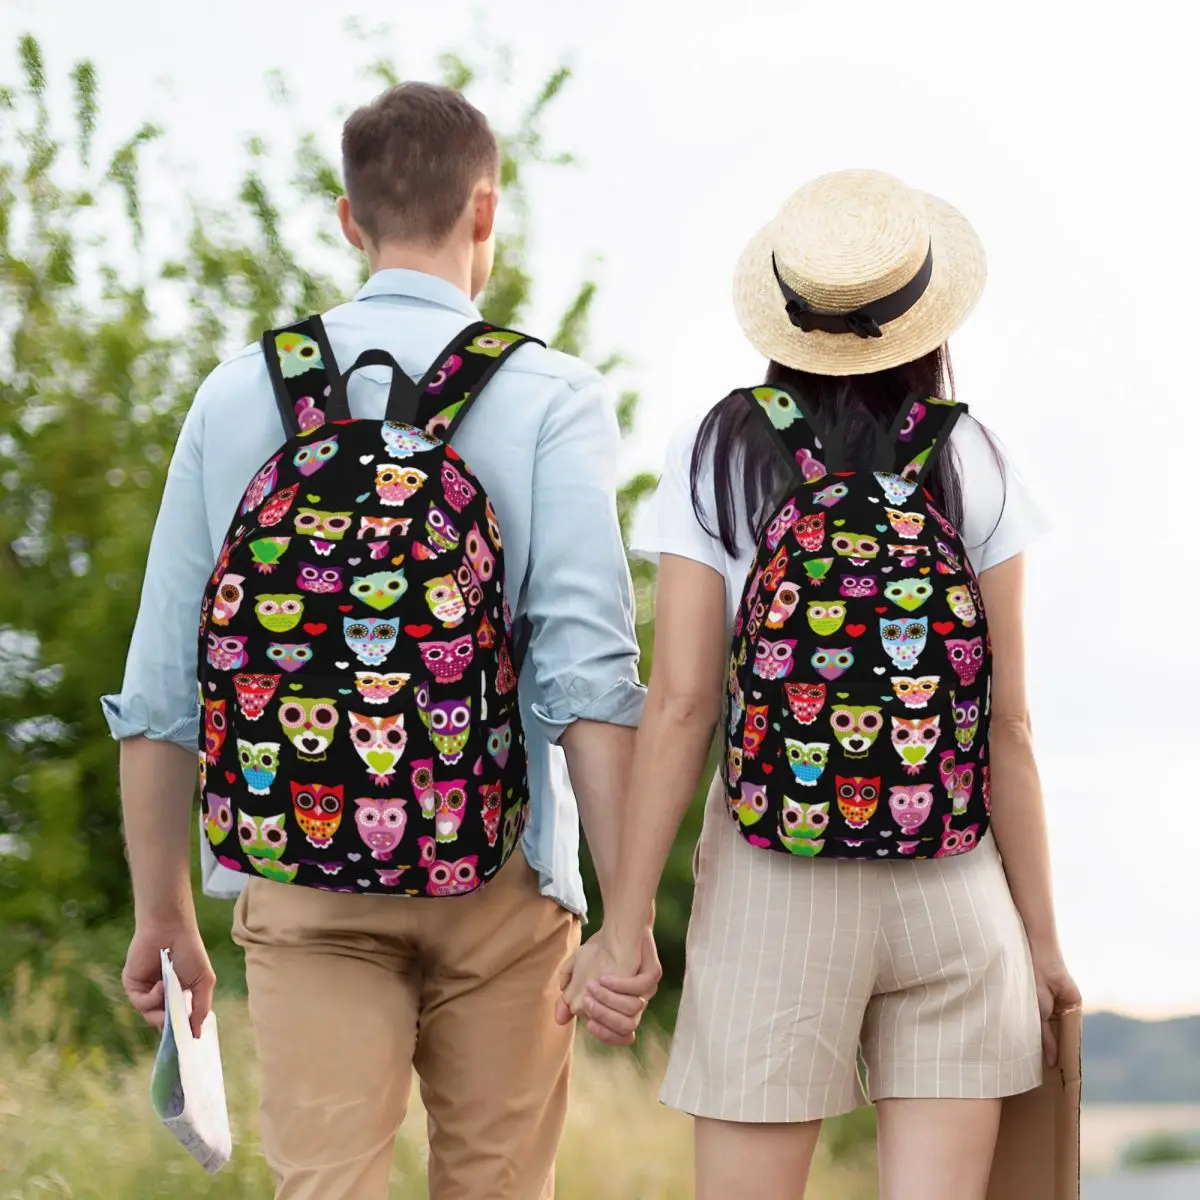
[{"x1": 232, "y1": 851, "x2": 581, "y2": 1200}]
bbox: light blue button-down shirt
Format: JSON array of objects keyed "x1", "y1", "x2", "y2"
[{"x1": 101, "y1": 269, "x2": 645, "y2": 918}]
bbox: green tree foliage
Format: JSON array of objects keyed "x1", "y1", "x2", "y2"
[{"x1": 0, "y1": 32, "x2": 714, "y2": 1046}]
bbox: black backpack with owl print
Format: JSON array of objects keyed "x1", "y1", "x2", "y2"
[
  {"x1": 724, "y1": 384, "x2": 992, "y2": 862},
  {"x1": 196, "y1": 316, "x2": 542, "y2": 897}
]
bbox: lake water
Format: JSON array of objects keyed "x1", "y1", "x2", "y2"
[{"x1": 1082, "y1": 1105, "x2": 1200, "y2": 1173}]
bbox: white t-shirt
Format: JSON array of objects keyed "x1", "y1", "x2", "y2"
[{"x1": 631, "y1": 409, "x2": 1048, "y2": 626}]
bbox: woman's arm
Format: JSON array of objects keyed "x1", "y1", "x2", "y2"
[
  {"x1": 561, "y1": 553, "x2": 728, "y2": 1007},
  {"x1": 978, "y1": 552, "x2": 1081, "y2": 1061}
]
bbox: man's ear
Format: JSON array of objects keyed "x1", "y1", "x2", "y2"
[
  {"x1": 337, "y1": 195, "x2": 366, "y2": 251},
  {"x1": 473, "y1": 180, "x2": 498, "y2": 245}
]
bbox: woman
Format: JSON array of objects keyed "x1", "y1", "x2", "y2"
[{"x1": 562, "y1": 169, "x2": 1080, "y2": 1200}]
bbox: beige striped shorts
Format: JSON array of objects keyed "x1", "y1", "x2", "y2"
[{"x1": 661, "y1": 776, "x2": 1043, "y2": 1123}]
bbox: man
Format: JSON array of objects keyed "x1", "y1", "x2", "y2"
[{"x1": 105, "y1": 82, "x2": 659, "y2": 1200}]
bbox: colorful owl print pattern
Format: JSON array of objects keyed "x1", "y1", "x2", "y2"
[
  {"x1": 724, "y1": 386, "x2": 992, "y2": 861},
  {"x1": 196, "y1": 318, "x2": 535, "y2": 897}
]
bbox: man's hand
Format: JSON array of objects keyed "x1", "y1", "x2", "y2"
[
  {"x1": 555, "y1": 925, "x2": 661, "y2": 1046},
  {"x1": 123, "y1": 921, "x2": 215, "y2": 1040}
]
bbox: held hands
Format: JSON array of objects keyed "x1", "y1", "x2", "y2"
[
  {"x1": 555, "y1": 926, "x2": 662, "y2": 1047},
  {"x1": 122, "y1": 920, "x2": 215, "y2": 1041}
]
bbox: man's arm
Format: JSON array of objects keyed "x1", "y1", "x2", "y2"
[{"x1": 103, "y1": 393, "x2": 219, "y2": 1037}]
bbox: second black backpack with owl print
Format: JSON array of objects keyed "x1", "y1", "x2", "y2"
[
  {"x1": 196, "y1": 317, "x2": 541, "y2": 897},
  {"x1": 724, "y1": 384, "x2": 992, "y2": 862}
]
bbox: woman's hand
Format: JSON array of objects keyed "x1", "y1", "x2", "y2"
[
  {"x1": 555, "y1": 926, "x2": 660, "y2": 1046},
  {"x1": 1030, "y1": 944, "x2": 1081, "y2": 1066}
]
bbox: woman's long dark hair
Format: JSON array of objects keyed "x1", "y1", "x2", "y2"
[{"x1": 690, "y1": 345, "x2": 1004, "y2": 557}]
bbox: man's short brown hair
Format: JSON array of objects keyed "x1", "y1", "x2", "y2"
[{"x1": 341, "y1": 82, "x2": 499, "y2": 247}]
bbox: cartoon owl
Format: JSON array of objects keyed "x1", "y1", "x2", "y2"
[
  {"x1": 486, "y1": 722, "x2": 512, "y2": 769},
  {"x1": 829, "y1": 705, "x2": 884, "y2": 757},
  {"x1": 239, "y1": 812, "x2": 297, "y2": 883},
  {"x1": 232, "y1": 672, "x2": 280, "y2": 721},
  {"x1": 897, "y1": 399, "x2": 927, "y2": 441},
  {"x1": 354, "y1": 796, "x2": 408, "y2": 860},
  {"x1": 779, "y1": 797, "x2": 829, "y2": 856},
  {"x1": 481, "y1": 782, "x2": 502, "y2": 846},
  {"x1": 953, "y1": 694, "x2": 981, "y2": 753},
  {"x1": 795, "y1": 446, "x2": 827, "y2": 484},
  {"x1": 255, "y1": 594, "x2": 304, "y2": 633},
  {"x1": 813, "y1": 481, "x2": 849, "y2": 509},
  {"x1": 753, "y1": 637, "x2": 798, "y2": 680},
  {"x1": 429, "y1": 697, "x2": 472, "y2": 764},
  {"x1": 293, "y1": 434, "x2": 339, "y2": 477},
  {"x1": 950, "y1": 762, "x2": 975, "y2": 815},
  {"x1": 290, "y1": 782, "x2": 344, "y2": 847},
  {"x1": 294, "y1": 508, "x2": 352, "y2": 544},
  {"x1": 265, "y1": 641, "x2": 313, "y2": 673},
  {"x1": 249, "y1": 536, "x2": 291, "y2": 573},
  {"x1": 806, "y1": 600, "x2": 846, "y2": 636},
  {"x1": 358, "y1": 515, "x2": 410, "y2": 540},
  {"x1": 375, "y1": 464, "x2": 428, "y2": 507},
  {"x1": 765, "y1": 499, "x2": 799, "y2": 550},
  {"x1": 206, "y1": 632, "x2": 249, "y2": 671},
  {"x1": 211, "y1": 574, "x2": 246, "y2": 626},
  {"x1": 350, "y1": 569, "x2": 409, "y2": 612},
  {"x1": 764, "y1": 583, "x2": 801, "y2": 630},
  {"x1": 476, "y1": 611, "x2": 496, "y2": 650},
  {"x1": 439, "y1": 460, "x2": 477, "y2": 512},
  {"x1": 836, "y1": 776, "x2": 880, "y2": 830},
  {"x1": 419, "y1": 839, "x2": 481, "y2": 895},
  {"x1": 241, "y1": 454, "x2": 281, "y2": 514},
  {"x1": 900, "y1": 444, "x2": 932, "y2": 482},
  {"x1": 938, "y1": 748, "x2": 957, "y2": 794},
  {"x1": 418, "y1": 635, "x2": 475, "y2": 683},
  {"x1": 467, "y1": 330, "x2": 522, "y2": 357},
  {"x1": 425, "y1": 399, "x2": 466, "y2": 437},
  {"x1": 349, "y1": 712, "x2": 407, "y2": 785},
  {"x1": 794, "y1": 512, "x2": 826, "y2": 552},
  {"x1": 278, "y1": 696, "x2": 340, "y2": 761},
  {"x1": 381, "y1": 422, "x2": 440, "y2": 459},
  {"x1": 752, "y1": 385, "x2": 800, "y2": 429},
  {"x1": 276, "y1": 330, "x2": 322, "y2": 377},
  {"x1": 297, "y1": 562, "x2": 344, "y2": 594},
  {"x1": 891, "y1": 715, "x2": 940, "y2": 775},
  {"x1": 425, "y1": 575, "x2": 466, "y2": 628},
  {"x1": 885, "y1": 507, "x2": 925, "y2": 540},
  {"x1": 981, "y1": 765, "x2": 991, "y2": 815},
  {"x1": 946, "y1": 585, "x2": 978, "y2": 627},
  {"x1": 761, "y1": 544, "x2": 790, "y2": 591},
  {"x1": 803, "y1": 557, "x2": 834, "y2": 586},
  {"x1": 784, "y1": 681, "x2": 826, "y2": 725},
  {"x1": 354, "y1": 671, "x2": 410, "y2": 705},
  {"x1": 831, "y1": 532, "x2": 880, "y2": 564},
  {"x1": 937, "y1": 540, "x2": 964, "y2": 574},
  {"x1": 742, "y1": 705, "x2": 769, "y2": 758},
  {"x1": 203, "y1": 698, "x2": 228, "y2": 765},
  {"x1": 484, "y1": 497, "x2": 503, "y2": 550},
  {"x1": 745, "y1": 599, "x2": 768, "y2": 642},
  {"x1": 501, "y1": 799, "x2": 526, "y2": 858},
  {"x1": 945, "y1": 636, "x2": 985, "y2": 688},
  {"x1": 927, "y1": 502, "x2": 958, "y2": 539},
  {"x1": 204, "y1": 791, "x2": 233, "y2": 847},
  {"x1": 425, "y1": 353, "x2": 463, "y2": 395},
  {"x1": 934, "y1": 814, "x2": 979, "y2": 859},
  {"x1": 258, "y1": 484, "x2": 298, "y2": 530},
  {"x1": 891, "y1": 674, "x2": 940, "y2": 709},
  {"x1": 735, "y1": 781, "x2": 769, "y2": 827},
  {"x1": 237, "y1": 740, "x2": 280, "y2": 795},
  {"x1": 464, "y1": 523, "x2": 495, "y2": 583},
  {"x1": 888, "y1": 783, "x2": 934, "y2": 835},
  {"x1": 784, "y1": 739, "x2": 830, "y2": 787},
  {"x1": 887, "y1": 543, "x2": 928, "y2": 569},
  {"x1": 424, "y1": 505, "x2": 460, "y2": 555},
  {"x1": 412, "y1": 758, "x2": 436, "y2": 819},
  {"x1": 726, "y1": 744, "x2": 744, "y2": 787},
  {"x1": 872, "y1": 471, "x2": 918, "y2": 506},
  {"x1": 810, "y1": 646, "x2": 854, "y2": 682},
  {"x1": 293, "y1": 395, "x2": 324, "y2": 434},
  {"x1": 343, "y1": 617, "x2": 398, "y2": 666},
  {"x1": 884, "y1": 577, "x2": 933, "y2": 612},
  {"x1": 880, "y1": 617, "x2": 929, "y2": 670},
  {"x1": 839, "y1": 574, "x2": 878, "y2": 599},
  {"x1": 431, "y1": 781, "x2": 468, "y2": 843}
]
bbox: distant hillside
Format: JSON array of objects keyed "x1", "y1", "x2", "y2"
[{"x1": 1085, "y1": 1013, "x2": 1200, "y2": 1104}]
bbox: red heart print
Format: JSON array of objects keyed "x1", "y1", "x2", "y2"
[
  {"x1": 404, "y1": 624, "x2": 433, "y2": 638},
  {"x1": 875, "y1": 606, "x2": 888, "y2": 614},
  {"x1": 302, "y1": 622, "x2": 326, "y2": 635},
  {"x1": 762, "y1": 763, "x2": 773, "y2": 774},
  {"x1": 933, "y1": 621, "x2": 955, "y2": 635},
  {"x1": 224, "y1": 771, "x2": 236, "y2": 784},
  {"x1": 338, "y1": 605, "x2": 353, "y2": 613},
  {"x1": 845, "y1": 624, "x2": 866, "y2": 638}
]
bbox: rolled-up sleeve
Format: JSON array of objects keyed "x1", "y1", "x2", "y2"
[
  {"x1": 100, "y1": 389, "x2": 217, "y2": 752},
  {"x1": 523, "y1": 374, "x2": 646, "y2": 742}
]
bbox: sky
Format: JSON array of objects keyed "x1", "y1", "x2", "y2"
[{"x1": 2, "y1": 0, "x2": 1197, "y2": 1018}]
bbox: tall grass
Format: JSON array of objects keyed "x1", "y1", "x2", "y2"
[{"x1": 0, "y1": 965, "x2": 878, "y2": 1198}]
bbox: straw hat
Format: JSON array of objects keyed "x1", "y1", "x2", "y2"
[{"x1": 732, "y1": 169, "x2": 986, "y2": 376}]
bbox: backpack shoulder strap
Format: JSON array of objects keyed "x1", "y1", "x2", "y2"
[
  {"x1": 261, "y1": 315, "x2": 350, "y2": 437},
  {"x1": 737, "y1": 383, "x2": 830, "y2": 486},
  {"x1": 404, "y1": 322, "x2": 545, "y2": 439},
  {"x1": 880, "y1": 394, "x2": 968, "y2": 486}
]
